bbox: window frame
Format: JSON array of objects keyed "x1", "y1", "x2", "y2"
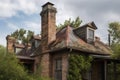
[
  {"x1": 55, "y1": 58, "x2": 62, "y2": 80},
  {"x1": 14, "y1": 47, "x2": 22, "y2": 54},
  {"x1": 87, "y1": 28, "x2": 94, "y2": 39}
]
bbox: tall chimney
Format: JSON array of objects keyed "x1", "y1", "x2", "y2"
[
  {"x1": 40, "y1": 2, "x2": 57, "y2": 51},
  {"x1": 6, "y1": 35, "x2": 16, "y2": 53}
]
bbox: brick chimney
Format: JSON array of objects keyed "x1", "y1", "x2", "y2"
[
  {"x1": 39, "y1": 2, "x2": 57, "y2": 78},
  {"x1": 6, "y1": 35, "x2": 16, "y2": 53},
  {"x1": 40, "y1": 2, "x2": 57, "y2": 51}
]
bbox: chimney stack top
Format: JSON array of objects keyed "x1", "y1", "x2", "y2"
[{"x1": 42, "y1": 2, "x2": 54, "y2": 8}]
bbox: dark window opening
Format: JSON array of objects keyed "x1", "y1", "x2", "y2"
[
  {"x1": 55, "y1": 59, "x2": 62, "y2": 80},
  {"x1": 23, "y1": 63, "x2": 34, "y2": 73}
]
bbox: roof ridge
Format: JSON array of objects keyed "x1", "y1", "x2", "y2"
[{"x1": 66, "y1": 26, "x2": 71, "y2": 47}]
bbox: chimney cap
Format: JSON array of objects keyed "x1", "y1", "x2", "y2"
[{"x1": 42, "y1": 2, "x2": 54, "y2": 7}]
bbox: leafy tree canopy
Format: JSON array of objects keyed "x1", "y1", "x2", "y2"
[
  {"x1": 0, "y1": 45, "x2": 50, "y2": 80},
  {"x1": 108, "y1": 22, "x2": 120, "y2": 58},
  {"x1": 10, "y1": 29, "x2": 34, "y2": 44},
  {"x1": 108, "y1": 22, "x2": 120, "y2": 44},
  {"x1": 0, "y1": 45, "x2": 32, "y2": 80},
  {"x1": 57, "y1": 17, "x2": 82, "y2": 30}
]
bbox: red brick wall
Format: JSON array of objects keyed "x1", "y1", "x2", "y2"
[{"x1": 40, "y1": 53, "x2": 51, "y2": 77}]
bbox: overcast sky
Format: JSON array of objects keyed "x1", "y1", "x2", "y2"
[{"x1": 0, "y1": 0, "x2": 120, "y2": 46}]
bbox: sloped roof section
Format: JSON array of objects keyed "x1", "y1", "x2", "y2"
[
  {"x1": 75, "y1": 21, "x2": 97, "y2": 30},
  {"x1": 30, "y1": 45, "x2": 42, "y2": 57},
  {"x1": 50, "y1": 26, "x2": 112, "y2": 55},
  {"x1": 17, "y1": 47, "x2": 33, "y2": 57}
]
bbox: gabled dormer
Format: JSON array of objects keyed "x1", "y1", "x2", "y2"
[{"x1": 74, "y1": 21, "x2": 97, "y2": 44}]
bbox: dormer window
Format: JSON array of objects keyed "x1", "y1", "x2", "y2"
[
  {"x1": 15, "y1": 47, "x2": 22, "y2": 54},
  {"x1": 88, "y1": 29, "x2": 94, "y2": 40},
  {"x1": 87, "y1": 28, "x2": 94, "y2": 44},
  {"x1": 35, "y1": 40, "x2": 40, "y2": 48},
  {"x1": 73, "y1": 21, "x2": 97, "y2": 44}
]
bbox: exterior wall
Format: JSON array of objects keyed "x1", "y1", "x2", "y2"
[
  {"x1": 34, "y1": 56, "x2": 41, "y2": 73},
  {"x1": 52, "y1": 52, "x2": 68, "y2": 80},
  {"x1": 40, "y1": 53, "x2": 51, "y2": 77}
]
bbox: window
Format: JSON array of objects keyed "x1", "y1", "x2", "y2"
[
  {"x1": 55, "y1": 59, "x2": 62, "y2": 80},
  {"x1": 15, "y1": 48, "x2": 22, "y2": 54},
  {"x1": 88, "y1": 29, "x2": 94, "y2": 39},
  {"x1": 35, "y1": 40, "x2": 40, "y2": 48}
]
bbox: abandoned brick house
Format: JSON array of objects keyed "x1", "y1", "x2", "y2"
[{"x1": 6, "y1": 2, "x2": 120, "y2": 80}]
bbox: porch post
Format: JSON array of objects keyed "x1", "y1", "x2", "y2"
[{"x1": 104, "y1": 60, "x2": 107, "y2": 80}]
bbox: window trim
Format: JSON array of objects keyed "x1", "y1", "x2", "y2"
[
  {"x1": 87, "y1": 28, "x2": 94, "y2": 42},
  {"x1": 54, "y1": 58, "x2": 62, "y2": 80}
]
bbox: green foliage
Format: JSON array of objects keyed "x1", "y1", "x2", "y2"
[
  {"x1": 0, "y1": 45, "x2": 32, "y2": 80},
  {"x1": 107, "y1": 62, "x2": 120, "y2": 80},
  {"x1": 57, "y1": 17, "x2": 82, "y2": 30},
  {"x1": 108, "y1": 22, "x2": 120, "y2": 44},
  {"x1": 67, "y1": 54, "x2": 93, "y2": 80},
  {"x1": 108, "y1": 22, "x2": 120, "y2": 58},
  {"x1": 110, "y1": 43, "x2": 120, "y2": 58},
  {"x1": 11, "y1": 28, "x2": 34, "y2": 44},
  {"x1": 0, "y1": 45, "x2": 50, "y2": 80}
]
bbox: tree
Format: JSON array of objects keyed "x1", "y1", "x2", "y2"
[
  {"x1": 0, "y1": 45, "x2": 32, "y2": 80},
  {"x1": 108, "y1": 22, "x2": 120, "y2": 58},
  {"x1": 11, "y1": 29, "x2": 34, "y2": 44},
  {"x1": 57, "y1": 17, "x2": 82, "y2": 30},
  {"x1": 108, "y1": 22, "x2": 120, "y2": 44}
]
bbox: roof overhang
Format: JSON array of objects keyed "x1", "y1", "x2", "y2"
[
  {"x1": 49, "y1": 46, "x2": 110, "y2": 56},
  {"x1": 17, "y1": 55, "x2": 35, "y2": 60}
]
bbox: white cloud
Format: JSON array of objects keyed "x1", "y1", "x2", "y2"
[
  {"x1": 0, "y1": 0, "x2": 16, "y2": 18},
  {"x1": 0, "y1": 0, "x2": 39, "y2": 18}
]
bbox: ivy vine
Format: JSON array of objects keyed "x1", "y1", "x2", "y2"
[{"x1": 67, "y1": 53, "x2": 93, "y2": 80}]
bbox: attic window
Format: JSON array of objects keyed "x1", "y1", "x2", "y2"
[
  {"x1": 88, "y1": 29, "x2": 94, "y2": 39},
  {"x1": 87, "y1": 29, "x2": 94, "y2": 43},
  {"x1": 15, "y1": 47, "x2": 22, "y2": 54}
]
